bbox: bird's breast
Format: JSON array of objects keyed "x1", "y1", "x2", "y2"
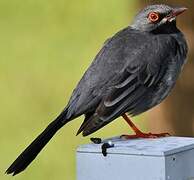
[{"x1": 151, "y1": 56, "x2": 184, "y2": 108}]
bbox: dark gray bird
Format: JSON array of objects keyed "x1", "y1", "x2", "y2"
[{"x1": 6, "y1": 4, "x2": 188, "y2": 175}]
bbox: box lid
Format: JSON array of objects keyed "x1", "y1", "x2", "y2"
[{"x1": 77, "y1": 136, "x2": 194, "y2": 156}]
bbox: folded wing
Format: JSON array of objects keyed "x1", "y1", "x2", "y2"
[{"x1": 77, "y1": 34, "x2": 179, "y2": 136}]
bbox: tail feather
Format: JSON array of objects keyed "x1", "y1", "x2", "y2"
[{"x1": 6, "y1": 109, "x2": 68, "y2": 176}]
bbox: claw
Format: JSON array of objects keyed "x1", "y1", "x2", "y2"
[
  {"x1": 121, "y1": 132, "x2": 170, "y2": 139},
  {"x1": 121, "y1": 113, "x2": 170, "y2": 139}
]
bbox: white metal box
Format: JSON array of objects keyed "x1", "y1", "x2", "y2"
[{"x1": 77, "y1": 137, "x2": 194, "y2": 180}]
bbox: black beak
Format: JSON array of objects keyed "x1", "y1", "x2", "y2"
[{"x1": 172, "y1": 7, "x2": 188, "y2": 17}]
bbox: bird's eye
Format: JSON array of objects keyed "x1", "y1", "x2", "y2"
[{"x1": 148, "y1": 12, "x2": 160, "y2": 23}]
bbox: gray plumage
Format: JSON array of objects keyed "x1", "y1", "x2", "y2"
[{"x1": 6, "y1": 4, "x2": 188, "y2": 175}]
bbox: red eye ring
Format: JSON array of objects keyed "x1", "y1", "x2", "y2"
[{"x1": 148, "y1": 12, "x2": 159, "y2": 23}]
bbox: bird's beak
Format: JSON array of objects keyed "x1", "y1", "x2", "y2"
[
  {"x1": 172, "y1": 7, "x2": 188, "y2": 17},
  {"x1": 166, "y1": 7, "x2": 187, "y2": 22}
]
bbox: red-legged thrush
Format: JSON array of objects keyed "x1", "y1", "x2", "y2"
[{"x1": 6, "y1": 4, "x2": 188, "y2": 176}]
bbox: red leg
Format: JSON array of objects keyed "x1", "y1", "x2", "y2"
[{"x1": 121, "y1": 113, "x2": 170, "y2": 139}]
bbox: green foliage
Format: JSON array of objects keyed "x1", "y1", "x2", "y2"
[{"x1": 0, "y1": 1, "x2": 145, "y2": 179}]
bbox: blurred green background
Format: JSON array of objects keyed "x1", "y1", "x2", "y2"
[{"x1": 0, "y1": 1, "x2": 149, "y2": 179}]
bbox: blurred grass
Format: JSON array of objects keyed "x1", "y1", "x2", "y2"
[{"x1": 0, "y1": 0, "x2": 147, "y2": 179}]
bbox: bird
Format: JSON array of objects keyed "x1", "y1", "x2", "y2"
[{"x1": 6, "y1": 4, "x2": 188, "y2": 176}]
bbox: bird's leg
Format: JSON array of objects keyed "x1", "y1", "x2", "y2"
[{"x1": 121, "y1": 113, "x2": 170, "y2": 139}]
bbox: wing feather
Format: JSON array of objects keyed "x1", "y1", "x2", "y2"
[
  {"x1": 72, "y1": 28, "x2": 182, "y2": 136},
  {"x1": 80, "y1": 35, "x2": 179, "y2": 136}
]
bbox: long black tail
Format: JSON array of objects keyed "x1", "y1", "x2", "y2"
[{"x1": 6, "y1": 109, "x2": 69, "y2": 176}]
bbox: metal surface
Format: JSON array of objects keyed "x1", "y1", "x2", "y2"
[{"x1": 77, "y1": 137, "x2": 194, "y2": 180}]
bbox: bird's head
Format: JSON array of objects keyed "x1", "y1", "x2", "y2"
[{"x1": 131, "y1": 4, "x2": 187, "y2": 32}]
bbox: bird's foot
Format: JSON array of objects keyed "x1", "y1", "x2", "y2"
[{"x1": 121, "y1": 132, "x2": 170, "y2": 139}]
